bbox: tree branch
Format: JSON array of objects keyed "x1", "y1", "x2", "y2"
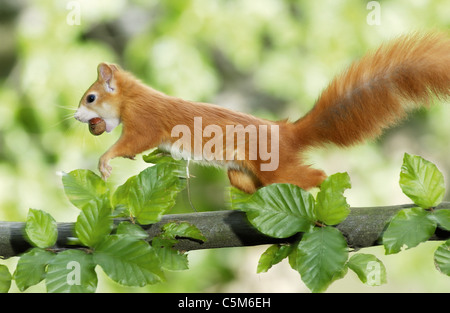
[{"x1": 1, "y1": 202, "x2": 449, "y2": 258}]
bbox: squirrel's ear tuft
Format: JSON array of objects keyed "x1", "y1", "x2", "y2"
[
  {"x1": 109, "y1": 63, "x2": 121, "y2": 72},
  {"x1": 97, "y1": 63, "x2": 117, "y2": 92}
]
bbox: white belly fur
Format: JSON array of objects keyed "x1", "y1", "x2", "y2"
[{"x1": 158, "y1": 142, "x2": 240, "y2": 171}]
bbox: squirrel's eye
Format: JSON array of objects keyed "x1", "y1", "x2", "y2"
[{"x1": 87, "y1": 94, "x2": 96, "y2": 103}]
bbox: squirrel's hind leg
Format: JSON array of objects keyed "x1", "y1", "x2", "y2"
[{"x1": 227, "y1": 169, "x2": 262, "y2": 194}]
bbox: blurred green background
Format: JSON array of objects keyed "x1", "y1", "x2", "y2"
[{"x1": 0, "y1": 0, "x2": 449, "y2": 292}]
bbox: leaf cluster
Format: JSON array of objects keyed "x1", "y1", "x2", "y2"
[
  {"x1": 0, "y1": 152, "x2": 448, "y2": 293},
  {"x1": 382, "y1": 153, "x2": 450, "y2": 276},
  {"x1": 232, "y1": 173, "x2": 386, "y2": 292},
  {"x1": 233, "y1": 153, "x2": 450, "y2": 292},
  {"x1": 0, "y1": 152, "x2": 205, "y2": 293}
]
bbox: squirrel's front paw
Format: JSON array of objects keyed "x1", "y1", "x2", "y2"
[{"x1": 99, "y1": 157, "x2": 112, "y2": 180}]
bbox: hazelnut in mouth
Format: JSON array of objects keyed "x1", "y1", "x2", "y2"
[{"x1": 88, "y1": 117, "x2": 106, "y2": 136}]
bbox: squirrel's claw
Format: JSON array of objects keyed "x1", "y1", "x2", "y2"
[{"x1": 99, "y1": 157, "x2": 112, "y2": 181}]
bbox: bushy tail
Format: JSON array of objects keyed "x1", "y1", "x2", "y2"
[{"x1": 295, "y1": 32, "x2": 450, "y2": 148}]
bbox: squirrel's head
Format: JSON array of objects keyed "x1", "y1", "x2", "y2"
[{"x1": 74, "y1": 62, "x2": 122, "y2": 133}]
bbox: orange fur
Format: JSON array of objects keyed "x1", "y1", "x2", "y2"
[
  {"x1": 295, "y1": 32, "x2": 450, "y2": 148},
  {"x1": 76, "y1": 32, "x2": 450, "y2": 193}
]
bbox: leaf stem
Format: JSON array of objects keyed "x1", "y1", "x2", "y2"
[{"x1": 315, "y1": 221, "x2": 326, "y2": 227}]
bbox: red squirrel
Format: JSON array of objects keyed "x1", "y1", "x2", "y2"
[{"x1": 74, "y1": 33, "x2": 450, "y2": 194}]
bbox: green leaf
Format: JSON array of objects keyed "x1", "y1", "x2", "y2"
[
  {"x1": 257, "y1": 244, "x2": 294, "y2": 273},
  {"x1": 315, "y1": 172, "x2": 351, "y2": 225},
  {"x1": 434, "y1": 240, "x2": 450, "y2": 276},
  {"x1": 230, "y1": 186, "x2": 253, "y2": 207},
  {"x1": 14, "y1": 248, "x2": 55, "y2": 291},
  {"x1": 0, "y1": 265, "x2": 11, "y2": 293},
  {"x1": 75, "y1": 199, "x2": 113, "y2": 248},
  {"x1": 25, "y1": 209, "x2": 58, "y2": 248},
  {"x1": 294, "y1": 226, "x2": 348, "y2": 293},
  {"x1": 45, "y1": 250, "x2": 97, "y2": 293},
  {"x1": 94, "y1": 235, "x2": 164, "y2": 287},
  {"x1": 383, "y1": 207, "x2": 437, "y2": 255},
  {"x1": 151, "y1": 222, "x2": 203, "y2": 272},
  {"x1": 152, "y1": 237, "x2": 189, "y2": 271},
  {"x1": 161, "y1": 222, "x2": 206, "y2": 242},
  {"x1": 62, "y1": 169, "x2": 109, "y2": 209},
  {"x1": 112, "y1": 163, "x2": 186, "y2": 224},
  {"x1": 399, "y1": 153, "x2": 445, "y2": 208},
  {"x1": 430, "y1": 209, "x2": 450, "y2": 231},
  {"x1": 116, "y1": 221, "x2": 149, "y2": 240},
  {"x1": 347, "y1": 253, "x2": 387, "y2": 286},
  {"x1": 143, "y1": 148, "x2": 180, "y2": 165},
  {"x1": 235, "y1": 183, "x2": 316, "y2": 238}
]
